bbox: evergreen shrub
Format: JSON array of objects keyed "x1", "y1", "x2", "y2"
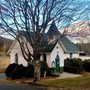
[
  {"x1": 83, "y1": 59, "x2": 90, "y2": 71},
  {"x1": 25, "y1": 64, "x2": 34, "y2": 78},
  {"x1": 11, "y1": 64, "x2": 26, "y2": 80},
  {"x1": 5, "y1": 63, "x2": 17, "y2": 77}
]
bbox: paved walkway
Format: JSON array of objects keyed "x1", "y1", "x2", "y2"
[
  {"x1": 57, "y1": 72, "x2": 82, "y2": 79},
  {"x1": 0, "y1": 72, "x2": 82, "y2": 80}
]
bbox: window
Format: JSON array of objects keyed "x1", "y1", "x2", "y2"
[{"x1": 15, "y1": 53, "x2": 18, "y2": 64}]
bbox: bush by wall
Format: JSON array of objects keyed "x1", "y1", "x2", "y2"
[
  {"x1": 25, "y1": 64, "x2": 34, "y2": 78},
  {"x1": 71, "y1": 58, "x2": 83, "y2": 68},
  {"x1": 11, "y1": 64, "x2": 26, "y2": 80},
  {"x1": 83, "y1": 59, "x2": 90, "y2": 72},
  {"x1": 64, "y1": 58, "x2": 84, "y2": 74},
  {"x1": 64, "y1": 58, "x2": 83, "y2": 68},
  {"x1": 64, "y1": 58, "x2": 72, "y2": 67},
  {"x1": 5, "y1": 63, "x2": 17, "y2": 77}
]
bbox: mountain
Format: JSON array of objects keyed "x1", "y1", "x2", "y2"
[
  {"x1": 0, "y1": 36, "x2": 13, "y2": 53},
  {"x1": 60, "y1": 20, "x2": 90, "y2": 43}
]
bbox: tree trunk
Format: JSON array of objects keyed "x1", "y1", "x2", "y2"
[{"x1": 33, "y1": 60, "x2": 41, "y2": 82}]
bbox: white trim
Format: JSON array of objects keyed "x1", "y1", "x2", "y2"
[
  {"x1": 7, "y1": 40, "x2": 17, "y2": 54},
  {"x1": 58, "y1": 41, "x2": 67, "y2": 53}
]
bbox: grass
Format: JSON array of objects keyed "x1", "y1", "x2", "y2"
[
  {"x1": 0, "y1": 55, "x2": 10, "y2": 73},
  {"x1": 36, "y1": 74, "x2": 90, "y2": 90},
  {"x1": 1, "y1": 55, "x2": 90, "y2": 90}
]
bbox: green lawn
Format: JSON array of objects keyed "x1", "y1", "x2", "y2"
[{"x1": 37, "y1": 74, "x2": 90, "y2": 90}]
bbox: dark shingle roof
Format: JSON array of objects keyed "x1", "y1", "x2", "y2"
[
  {"x1": 44, "y1": 42, "x2": 57, "y2": 52},
  {"x1": 46, "y1": 21, "x2": 80, "y2": 53},
  {"x1": 47, "y1": 21, "x2": 60, "y2": 36},
  {"x1": 60, "y1": 36, "x2": 80, "y2": 53},
  {"x1": 18, "y1": 22, "x2": 80, "y2": 53}
]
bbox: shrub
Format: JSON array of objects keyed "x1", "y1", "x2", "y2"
[
  {"x1": 11, "y1": 64, "x2": 26, "y2": 80},
  {"x1": 25, "y1": 64, "x2": 34, "y2": 78},
  {"x1": 71, "y1": 58, "x2": 83, "y2": 68},
  {"x1": 83, "y1": 59, "x2": 90, "y2": 71},
  {"x1": 46, "y1": 68, "x2": 52, "y2": 76},
  {"x1": 5, "y1": 63, "x2": 17, "y2": 77},
  {"x1": 64, "y1": 58, "x2": 84, "y2": 74},
  {"x1": 64, "y1": 58, "x2": 83, "y2": 68},
  {"x1": 64, "y1": 58, "x2": 72, "y2": 67}
]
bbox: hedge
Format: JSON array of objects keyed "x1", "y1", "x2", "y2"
[
  {"x1": 5, "y1": 63, "x2": 17, "y2": 77},
  {"x1": 5, "y1": 62, "x2": 53, "y2": 80},
  {"x1": 83, "y1": 59, "x2": 90, "y2": 72},
  {"x1": 64, "y1": 58, "x2": 83, "y2": 68},
  {"x1": 64, "y1": 58, "x2": 84, "y2": 74},
  {"x1": 25, "y1": 64, "x2": 34, "y2": 78},
  {"x1": 11, "y1": 64, "x2": 26, "y2": 80}
]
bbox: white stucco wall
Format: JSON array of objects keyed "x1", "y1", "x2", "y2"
[
  {"x1": 50, "y1": 43, "x2": 65, "y2": 68},
  {"x1": 10, "y1": 53, "x2": 27, "y2": 66},
  {"x1": 64, "y1": 54, "x2": 90, "y2": 61},
  {"x1": 46, "y1": 53, "x2": 51, "y2": 67},
  {"x1": 49, "y1": 43, "x2": 80, "y2": 68},
  {"x1": 10, "y1": 40, "x2": 33, "y2": 66},
  {"x1": 10, "y1": 39, "x2": 90, "y2": 68},
  {"x1": 79, "y1": 56, "x2": 90, "y2": 60},
  {"x1": 64, "y1": 53, "x2": 79, "y2": 59}
]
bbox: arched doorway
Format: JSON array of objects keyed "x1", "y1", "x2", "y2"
[
  {"x1": 55, "y1": 54, "x2": 60, "y2": 72},
  {"x1": 15, "y1": 53, "x2": 18, "y2": 64}
]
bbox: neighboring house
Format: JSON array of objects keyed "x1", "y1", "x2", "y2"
[{"x1": 8, "y1": 22, "x2": 81, "y2": 73}]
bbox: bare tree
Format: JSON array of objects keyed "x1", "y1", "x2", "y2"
[{"x1": 0, "y1": 0, "x2": 87, "y2": 81}]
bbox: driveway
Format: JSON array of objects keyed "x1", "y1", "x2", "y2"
[
  {"x1": 0, "y1": 81, "x2": 47, "y2": 90},
  {"x1": 0, "y1": 74, "x2": 46, "y2": 90}
]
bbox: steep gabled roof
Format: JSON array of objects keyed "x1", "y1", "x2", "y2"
[
  {"x1": 47, "y1": 21, "x2": 60, "y2": 35},
  {"x1": 8, "y1": 21, "x2": 80, "y2": 54},
  {"x1": 44, "y1": 42, "x2": 57, "y2": 52},
  {"x1": 46, "y1": 21, "x2": 80, "y2": 53},
  {"x1": 60, "y1": 36, "x2": 80, "y2": 53}
]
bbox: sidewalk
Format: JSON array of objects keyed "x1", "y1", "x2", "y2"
[
  {"x1": 57, "y1": 72, "x2": 82, "y2": 79},
  {"x1": 21, "y1": 72, "x2": 82, "y2": 84},
  {"x1": 0, "y1": 72, "x2": 82, "y2": 80}
]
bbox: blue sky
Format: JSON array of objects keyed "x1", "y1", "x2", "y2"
[{"x1": 0, "y1": 0, "x2": 90, "y2": 39}]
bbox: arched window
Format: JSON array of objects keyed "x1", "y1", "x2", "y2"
[
  {"x1": 15, "y1": 53, "x2": 18, "y2": 64},
  {"x1": 51, "y1": 61, "x2": 55, "y2": 68}
]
